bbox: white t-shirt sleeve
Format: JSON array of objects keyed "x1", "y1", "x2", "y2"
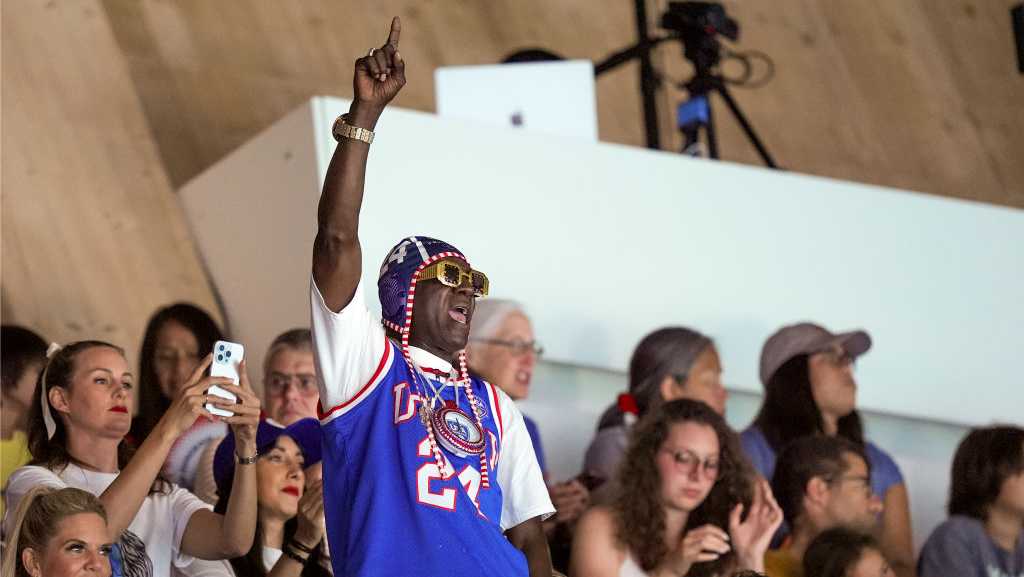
[
  {"x1": 168, "y1": 487, "x2": 215, "y2": 567},
  {"x1": 493, "y1": 390, "x2": 555, "y2": 531},
  {"x1": 2, "y1": 466, "x2": 67, "y2": 538},
  {"x1": 310, "y1": 276, "x2": 389, "y2": 418}
]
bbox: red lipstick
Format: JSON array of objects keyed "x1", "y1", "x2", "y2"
[
  {"x1": 282, "y1": 486, "x2": 300, "y2": 497},
  {"x1": 109, "y1": 406, "x2": 128, "y2": 413}
]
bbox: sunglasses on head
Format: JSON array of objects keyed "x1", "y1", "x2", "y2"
[{"x1": 419, "y1": 260, "x2": 489, "y2": 297}]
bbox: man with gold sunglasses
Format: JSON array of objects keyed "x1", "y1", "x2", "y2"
[{"x1": 308, "y1": 16, "x2": 554, "y2": 577}]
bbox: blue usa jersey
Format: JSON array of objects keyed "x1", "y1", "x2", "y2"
[{"x1": 311, "y1": 279, "x2": 554, "y2": 577}]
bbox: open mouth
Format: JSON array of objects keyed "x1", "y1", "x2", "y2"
[
  {"x1": 109, "y1": 406, "x2": 128, "y2": 413},
  {"x1": 515, "y1": 370, "x2": 532, "y2": 386},
  {"x1": 282, "y1": 486, "x2": 300, "y2": 497},
  {"x1": 448, "y1": 305, "x2": 469, "y2": 324}
]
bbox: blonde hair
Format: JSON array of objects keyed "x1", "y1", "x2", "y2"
[{"x1": 1, "y1": 487, "x2": 108, "y2": 577}]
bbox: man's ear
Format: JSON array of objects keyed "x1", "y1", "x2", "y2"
[
  {"x1": 805, "y1": 475, "x2": 831, "y2": 509},
  {"x1": 22, "y1": 547, "x2": 43, "y2": 577},
  {"x1": 49, "y1": 385, "x2": 72, "y2": 416}
]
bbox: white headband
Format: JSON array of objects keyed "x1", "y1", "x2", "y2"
[{"x1": 39, "y1": 342, "x2": 63, "y2": 440}]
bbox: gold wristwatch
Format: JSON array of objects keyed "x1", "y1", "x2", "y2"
[{"x1": 332, "y1": 113, "x2": 374, "y2": 144}]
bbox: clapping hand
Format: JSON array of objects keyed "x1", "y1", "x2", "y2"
[{"x1": 728, "y1": 477, "x2": 784, "y2": 572}]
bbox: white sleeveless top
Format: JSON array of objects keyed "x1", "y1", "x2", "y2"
[{"x1": 620, "y1": 552, "x2": 648, "y2": 577}]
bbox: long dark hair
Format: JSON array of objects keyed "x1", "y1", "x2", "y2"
[
  {"x1": 948, "y1": 425, "x2": 1024, "y2": 521},
  {"x1": 215, "y1": 458, "x2": 328, "y2": 576},
  {"x1": 131, "y1": 303, "x2": 223, "y2": 443},
  {"x1": 27, "y1": 341, "x2": 139, "y2": 474},
  {"x1": 613, "y1": 399, "x2": 753, "y2": 576},
  {"x1": 752, "y1": 354, "x2": 863, "y2": 453},
  {"x1": 597, "y1": 327, "x2": 713, "y2": 430}
]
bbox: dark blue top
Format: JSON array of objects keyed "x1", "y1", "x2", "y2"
[{"x1": 523, "y1": 415, "x2": 547, "y2": 476}]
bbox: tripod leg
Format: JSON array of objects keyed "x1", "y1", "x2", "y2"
[
  {"x1": 705, "y1": 99, "x2": 719, "y2": 159},
  {"x1": 714, "y1": 83, "x2": 778, "y2": 168}
]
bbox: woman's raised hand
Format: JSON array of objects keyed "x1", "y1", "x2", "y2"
[
  {"x1": 155, "y1": 354, "x2": 221, "y2": 440},
  {"x1": 293, "y1": 480, "x2": 326, "y2": 551},
  {"x1": 660, "y1": 524, "x2": 731, "y2": 576},
  {"x1": 728, "y1": 477, "x2": 784, "y2": 571},
  {"x1": 206, "y1": 359, "x2": 261, "y2": 451}
]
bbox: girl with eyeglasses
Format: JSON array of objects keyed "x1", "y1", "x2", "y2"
[
  {"x1": 583, "y1": 327, "x2": 728, "y2": 507},
  {"x1": 571, "y1": 399, "x2": 781, "y2": 577}
]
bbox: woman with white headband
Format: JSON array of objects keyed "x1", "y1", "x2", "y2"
[{"x1": 2, "y1": 340, "x2": 260, "y2": 577}]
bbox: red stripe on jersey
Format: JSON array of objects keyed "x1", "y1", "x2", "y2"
[
  {"x1": 487, "y1": 381, "x2": 504, "y2": 437},
  {"x1": 318, "y1": 335, "x2": 392, "y2": 419}
]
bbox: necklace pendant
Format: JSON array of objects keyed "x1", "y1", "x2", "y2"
[{"x1": 430, "y1": 405, "x2": 485, "y2": 458}]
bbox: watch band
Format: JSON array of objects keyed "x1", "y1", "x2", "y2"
[
  {"x1": 333, "y1": 114, "x2": 375, "y2": 144},
  {"x1": 236, "y1": 451, "x2": 258, "y2": 465}
]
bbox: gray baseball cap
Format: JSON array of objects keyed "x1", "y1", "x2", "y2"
[{"x1": 759, "y1": 322, "x2": 872, "y2": 385}]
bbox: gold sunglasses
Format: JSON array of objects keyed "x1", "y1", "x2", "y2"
[{"x1": 419, "y1": 260, "x2": 489, "y2": 297}]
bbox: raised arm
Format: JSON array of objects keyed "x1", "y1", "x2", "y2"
[{"x1": 313, "y1": 16, "x2": 406, "y2": 312}]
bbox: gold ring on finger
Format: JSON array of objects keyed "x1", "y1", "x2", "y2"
[{"x1": 368, "y1": 47, "x2": 376, "y2": 57}]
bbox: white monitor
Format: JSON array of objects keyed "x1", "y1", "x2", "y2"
[{"x1": 434, "y1": 60, "x2": 598, "y2": 141}]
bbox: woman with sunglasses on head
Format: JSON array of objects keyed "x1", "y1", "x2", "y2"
[
  {"x1": 2, "y1": 486, "x2": 114, "y2": 577},
  {"x1": 3, "y1": 340, "x2": 260, "y2": 577},
  {"x1": 740, "y1": 323, "x2": 913, "y2": 577},
  {"x1": 571, "y1": 399, "x2": 781, "y2": 577},
  {"x1": 467, "y1": 300, "x2": 590, "y2": 572},
  {"x1": 584, "y1": 327, "x2": 727, "y2": 504}
]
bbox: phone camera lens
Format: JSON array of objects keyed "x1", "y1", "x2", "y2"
[
  {"x1": 225, "y1": 350, "x2": 232, "y2": 358},
  {"x1": 217, "y1": 354, "x2": 224, "y2": 362},
  {"x1": 219, "y1": 344, "x2": 225, "y2": 351}
]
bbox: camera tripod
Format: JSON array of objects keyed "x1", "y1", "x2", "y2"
[{"x1": 594, "y1": 0, "x2": 779, "y2": 168}]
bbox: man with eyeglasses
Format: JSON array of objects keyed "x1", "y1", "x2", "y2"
[
  {"x1": 764, "y1": 435, "x2": 884, "y2": 577},
  {"x1": 308, "y1": 17, "x2": 553, "y2": 577},
  {"x1": 262, "y1": 328, "x2": 319, "y2": 426}
]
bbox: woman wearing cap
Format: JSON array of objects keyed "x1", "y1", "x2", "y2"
[
  {"x1": 3, "y1": 340, "x2": 260, "y2": 577},
  {"x1": 583, "y1": 327, "x2": 728, "y2": 504},
  {"x1": 207, "y1": 418, "x2": 331, "y2": 577},
  {"x1": 740, "y1": 323, "x2": 913, "y2": 577}
]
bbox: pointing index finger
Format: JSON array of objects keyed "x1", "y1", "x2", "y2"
[{"x1": 387, "y1": 16, "x2": 401, "y2": 47}]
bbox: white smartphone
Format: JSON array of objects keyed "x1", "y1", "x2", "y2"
[{"x1": 207, "y1": 340, "x2": 244, "y2": 418}]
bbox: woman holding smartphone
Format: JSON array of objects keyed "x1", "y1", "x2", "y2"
[{"x1": 3, "y1": 340, "x2": 260, "y2": 577}]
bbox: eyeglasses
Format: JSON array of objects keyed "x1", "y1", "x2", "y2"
[
  {"x1": 660, "y1": 448, "x2": 721, "y2": 480},
  {"x1": 419, "y1": 260, "x2": 489, "y2": 297},
  {"x1": 265, "y1": 372, "x2": 318, "y2": 397},
  {"x1": 471, "y1": 338, "x2": 544, "y2": 357}
]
